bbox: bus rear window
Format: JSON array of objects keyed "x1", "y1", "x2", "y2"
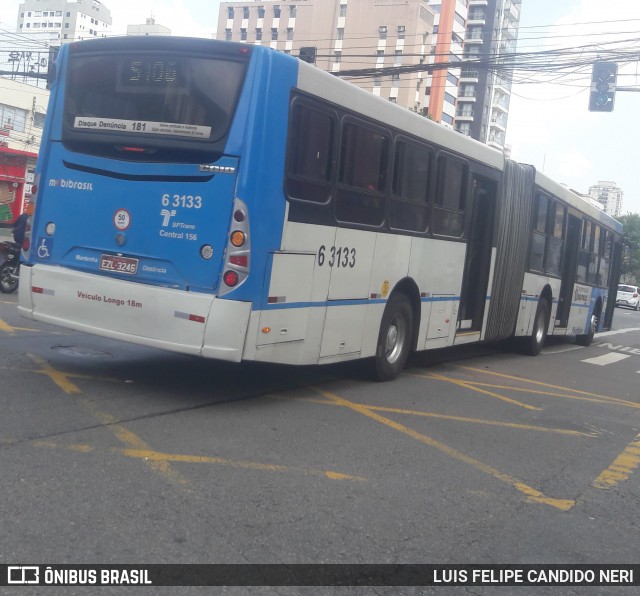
[{"x1": 63, "y1": 52, "x2": 247, "y2": 147}]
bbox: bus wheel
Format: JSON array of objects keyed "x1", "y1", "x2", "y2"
[
  {"x1": 372, "y1": 293, "x2": 413, "y2": 381},
  {"x1": 576, "y1": 304, "x2": 600, "y2": 346},
  {"x1": 527, "y1": 299, "x2": 549, "y2": 356}
]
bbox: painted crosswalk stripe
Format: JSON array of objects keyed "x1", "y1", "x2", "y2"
[{"x1": 581, "y1": 352, "x2": 630, "y2": 366}]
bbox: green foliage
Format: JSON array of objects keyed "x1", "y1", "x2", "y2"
[{"x1": 618, "y1": 213, "x2": 640, "y2": 284}]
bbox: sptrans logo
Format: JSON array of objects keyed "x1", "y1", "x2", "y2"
[{"x1": 48, "y1": 179, "x2": 94, "y2": 191}]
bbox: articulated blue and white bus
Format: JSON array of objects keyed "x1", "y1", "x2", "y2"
[{"x1": 19, "y1": 37, "x2": 623, "y2": 380}]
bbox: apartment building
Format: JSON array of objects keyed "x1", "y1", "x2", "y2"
[
  {"x1": 455, "y1": 0, "x2": 522, "y2": 149},
  {"x1": 423, "y1": 0, "x2": 468, "y2": 129},
  {"x1": 588, "y1": 181, "x2": 624, "y2": 218},
  {"x1": 218, "y1": 0, "x2": 435, "y2": 111},
  {"x1": 17, "y1": 0, "x2": 112, "y2": 42}
]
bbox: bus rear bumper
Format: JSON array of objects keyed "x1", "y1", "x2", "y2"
[{"x1": 18, "y1": 264, "x2": 251, "y2": 362}]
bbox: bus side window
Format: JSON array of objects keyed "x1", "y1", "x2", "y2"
[
  {"x1": 432, "y1": 154, "x2": 467, "y2": 237},
  {"x1": 544, "y1": 202, "x2": 565, "y2": 276},
  {"x1": 336, "y1": 121, "x2": 388, "y2": 226},
  {"x1": 389, "y1": 139, "x2": 431, "y2": 233},
  {"x1": 286, "y1": 103, "x2": 335, "y2": 203},
  {"x1": 576, "y1": 219, "x2": 594, "y2": 284},
  {"x1": 528, "y1": 192, "x2": 547, "y2": 272}
]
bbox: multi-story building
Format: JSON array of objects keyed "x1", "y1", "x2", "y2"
[
  {"x1": 218, "y1": 0, "x2": 434, "y2": 111},
  {"x1": 16, "y1": 0, "x2": 112, "y2": 43},
  {"x1": 424, "y1": 0, "x2": 468, "y2": 129},
  {"x1": 454, "y1": 0, "x2": 522, "y2": 150},
  {"x1": 588, "y1": 181, "x2": 624, "y2": 218},
  {"x1": 127, "y1": 16, "x2": 171, "y2": 37},
  {"x1": 0, "y1": 78, "x2": 49, "y2": 225}
]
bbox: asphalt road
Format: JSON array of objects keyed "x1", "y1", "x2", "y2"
[{"x1": 1, "y1": 289, "x2": 639, "y2": 595}]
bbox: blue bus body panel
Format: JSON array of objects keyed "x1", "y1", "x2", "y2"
[
  {"x1": 221, "y1": 48, "x2": 299, "y2": 305},
  {"x1": 31, "y1": 147, "x2": 238, "y2": 290},
  {"x1": 28, "y1": 43, "x2": 299, "y2": 300}
]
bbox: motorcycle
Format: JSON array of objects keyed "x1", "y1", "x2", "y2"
[{"x1": 0, "y1": 241, "x2": 21, "y2": 294}]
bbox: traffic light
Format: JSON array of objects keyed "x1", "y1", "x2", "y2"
[
  {"x1": 588, "y1": 62, "x2": 617, "y2": 112},
  {"x1": 299, "y1": 47, "x2": 317, "y2": 64}
]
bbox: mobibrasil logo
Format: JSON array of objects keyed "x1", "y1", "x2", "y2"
[{"x1": 48, "y1": 179, "x2": 94, "y2": 191}]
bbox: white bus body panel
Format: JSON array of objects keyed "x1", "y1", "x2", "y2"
[
  {"x1": 253, "y1": 222, "x2": 472, "y2": 364},
  {"x1": 19, "y1": 264, "x2": 251, "y2": 361},
  {"x1": 516, "y1": 272, "x2": 599, "y2": 338}
]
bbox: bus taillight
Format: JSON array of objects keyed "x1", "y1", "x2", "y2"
[
  {"x1": 229, "y1": 255, "x2": 248, "y2": 267},
  {"x1": 219, "y1": 197, "x2": 250, "y2": 296},
  {"x1": 230, "y1": 231, "x2": 246, "y2": 247},
  {"x1": 223, "y1": 270, "x2": 239, "y2": 287}
]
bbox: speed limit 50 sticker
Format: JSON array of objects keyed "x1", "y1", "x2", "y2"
[{"x1": 114, "y1": 208, "x2": 131, "y2": 230}]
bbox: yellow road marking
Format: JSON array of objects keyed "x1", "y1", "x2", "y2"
[
  {"x1": 592, "y1": 432, "x2": 640, "y2": 489},
  {"x1": 267, "y1": 394, "x2": 592, "y2": 437},
  {"x1": 0, "y1": 317, "x2": 55, "y2": 333},
  {"x1": 0, "y1": 318, "x2": 16, "y2": 334},
  {"x1": 313, "y1": 386, "x2": 575, "y2": 511},
  {"x1": 28, "y1": 353, "x2": 82, "y2": 394},
  {"x1": 358, "y1": 405, "x2": 595, "y2": 437},
  {"x1": 31, "y1": 440, "x2": 365, "y2": 482},
  {"x1": 467, "y1": 382, "x2": 640, "y2": 409},
  {"x1": 412, "y1": 371, "x2": 542, "y2": 411},
  {"x1": 459, "y1": 366, "x2": 639, "y2": 408},
  {"x1": 27, "y1": 353, "x2": 187, "y2": 484}
]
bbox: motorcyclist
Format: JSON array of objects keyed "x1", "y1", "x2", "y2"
[{"x1": 12, "y1": 212, "x2": 28, "y2": 246}]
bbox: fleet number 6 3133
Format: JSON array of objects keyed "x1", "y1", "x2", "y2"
[{"x1": 161, "y1": 194, "x2": 202, "y2": 209}]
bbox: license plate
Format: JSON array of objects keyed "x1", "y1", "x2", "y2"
[{"x1": 100, "y1": 254, "x2": 138, "y2": 275}]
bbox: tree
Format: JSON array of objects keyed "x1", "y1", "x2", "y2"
[{"x1": 618, "y1": 213, "x2": 640, "y2": 284}]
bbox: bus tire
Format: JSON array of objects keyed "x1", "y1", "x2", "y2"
[
  {"x1": 0, "y1": 261, "x2": 19, "y2": 294},
  {"x1": 372, "y1": 293, "x2": 413, "y2": 381},
  {"x1": 576, "y1": 303, "x2": 601, "y2": 346},
  {"x1": 527, "y1": 299, "x2": 549, "y2": 356}
]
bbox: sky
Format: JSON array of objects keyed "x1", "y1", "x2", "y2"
[{"x1": 1, "y1": 0, "x2": 639, "y2": 213}]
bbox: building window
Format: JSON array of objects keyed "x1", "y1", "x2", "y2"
[
  {"x1": 444, "y1": 92, "x2": 456, "y2": 105},
  {"x1": 256, "y1": 28, "x2": 262, "y2": 40},
  {"x1": 0, "y1": 104, "x2": 27, "y2": 133},
  {"x1": 441, "y1": 113, "x2": 454, "y2": 126},
  {"x1": 243, "y1": 6, "x2": 250, "y2": 19},
  {"x1": 241, "y1": 28, "x2": 247, "y2": 41},
  {"x1": 258, "y1": 6, "x2": 265, "y2": 18},
  {"x1": 397, "y1": 25, "x2": 405, "y2": 39},
  {"x1": 225, "y1": 29, "x2": 232, "y2": 41},
  {"x1": 339, "y1": 4, "x2": 347, "y2": 17},
  {"x1": 227, "y1": 7, "x2": 234, "y2": 19},
  {"x1": 337, "y1": 28, "x2": 344, "y2": 40},
  {"x1": 290, "y1": 5, "x2": 297, "y2": 17},
  {"x1": 379, "y1": 26, "x2": 387, "y2": 39},
  {"x1": 274, "y1": 5, "x2": 281, "y2": 18},
  {"x1": 271, "y1": 28, "x2": 278, "y2": 40}
]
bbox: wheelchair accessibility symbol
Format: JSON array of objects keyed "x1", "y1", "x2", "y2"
[{"x1": 36, "y1": 238, "x2": 53, "y2": 259}]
